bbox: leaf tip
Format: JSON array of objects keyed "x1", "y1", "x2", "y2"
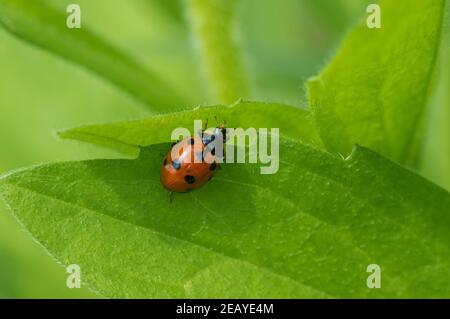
[{"x1": 54, "y1": 128, "x2": 67, "y2": 140}]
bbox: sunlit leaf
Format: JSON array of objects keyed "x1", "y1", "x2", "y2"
[
  {"x1": 308, "y1": 0, "x2": 448, "y2": 166},
  {"x1": 58, "y1": 101, "x2": 323, "y2": 156},
  {"x1": 0, "y1": 0, "x2": 187, "y2": 111},
  {"x1": 1, "y1": 139, "x2": 449, "y2": 298}
]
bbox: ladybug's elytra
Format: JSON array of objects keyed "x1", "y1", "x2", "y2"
[{"x1": 160, "y1": 120, "x2": 228, "y2": 197}]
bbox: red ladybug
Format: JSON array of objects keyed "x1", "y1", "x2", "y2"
[{"x1": 160, "y1": 121, "x2": 227, "y2": 198}]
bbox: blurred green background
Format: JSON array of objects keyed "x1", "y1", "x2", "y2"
[{"x1": 0, "y1": 0, "x2": 447, "y2": 298}]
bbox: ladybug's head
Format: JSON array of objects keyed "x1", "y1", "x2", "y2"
[{"x1": 202, "y1": 118, "x2": 228, "y2": 146}]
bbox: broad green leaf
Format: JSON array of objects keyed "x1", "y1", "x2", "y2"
[
  {"x1": 421, "y1": 16, "x2": 450, "y2": 191},
  {"x1": 308, "y1": 0, "x2": 448, "y2": 166},
  {"x1": 58, "y1": 100, "x2": 323, "y2": 156},
  {"x1": 185, "y1": 0, "x2": 250, "y2": 103},
  {"x1": 1, "y1": 138, "x2": 450, "y2": 298},
  {"x1": 0, "y1": 0, "x2": 187, "y2": 111}
]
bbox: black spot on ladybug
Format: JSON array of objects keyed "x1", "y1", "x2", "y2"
[
  {"x1": 172, "y1": 160, "x2": 181, "y2": 170},
  {"x1": 163, "y1": 158, "x2": 168, "y2": 165},
  {"x1": 184, "y1": 175, "x2": 196, "y2": 184},
  {"x1": 210, "y1": 163, "x2": 217, "y2": 171},
  {"x1": 189, "y1": 138, "x2": 195, "y2": 145},
  {"x1": 211, "y1": 148, "x2": 216, "y2": 156}
]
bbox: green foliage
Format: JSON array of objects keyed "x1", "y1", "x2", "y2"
[
  {"x1": 1, "y1": 139, "x2": 449, "y2": 298},
  {"x1": 0, "y1": 0, "x2": 449, "y2": 299},
  {"x1": 152, "y1": 0, "x2": 184, "y2": 24},
  {"x1": 186, "y1": 0, "x2": 249, "y2": 103},
  {"x1": 421, "y1": 16, "x2": 450, "y2": 190},
  {"x1": 308, "y1": 0, "x2": 447, "y2": 167},
  {"x1": 58, "y1": 101, "x2": 322, "y2": 156},
  {"x1": 0, "y1": 1, "x2": 153, "y2": 298},
  {"x1": 0, "y1": 0, "x2": 187, "y2": 111}
]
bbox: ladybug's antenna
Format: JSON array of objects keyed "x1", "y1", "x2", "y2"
[
  {"x1": 214, "y1": 116, "x2": 219, "y2": 126},
  {"x1": 204, "y1": 118, "x2": 209, "y2": 131}
]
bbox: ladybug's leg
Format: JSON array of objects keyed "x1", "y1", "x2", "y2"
[
  {"x1": 222, "y1": 147, "x2": 227, "y2": 164},
  {"x1": 168, "y1": 191, "x2": 174, "y2": 204}
]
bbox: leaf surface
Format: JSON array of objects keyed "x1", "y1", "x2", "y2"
[
  {"x1": 0, "y1": 0, "x2": 186, "y2": 111},
  {"x1": 58, "y1": 101, "x2": 323, "y2": 156},
  {"x1": 308, "y1": 0, "x2": 448, "y2": 166},
  {"x1": 1, "y1": 138, "x2": 450, "y2": 298}
]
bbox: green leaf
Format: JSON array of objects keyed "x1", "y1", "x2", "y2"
[
  {"x1": 301, "y1": 0, "x2": 371, "y2": 36},
  {"x1": 185, "y1": 0, "x2": 250, "y2": 103},
  {"x1": 151, "y1": 0, "x2": 184, "y2": 25},
  {"x1": 0, "y1": 0, "x2": 187, "y2": 111},
  {"x1": 421, "y1": 14, "x2": 450, "y2": 191},
  {"x1": 1, "y1": 138, "x2": 450, "y2": 298},
  {"x1": 58, "y1": 100, "x2": 323, "y2": 156},
  {"x1": 308, "y1": 0, "x2": 448, "y2": 166}
]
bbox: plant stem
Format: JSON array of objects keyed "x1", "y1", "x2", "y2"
[{"x1": 186, "y1": 0, "x2": 250, "y2": 104}]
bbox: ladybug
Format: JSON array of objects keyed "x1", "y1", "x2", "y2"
[{"x1": 160, "y1": 119, "x2": 228, "y2": 199}]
